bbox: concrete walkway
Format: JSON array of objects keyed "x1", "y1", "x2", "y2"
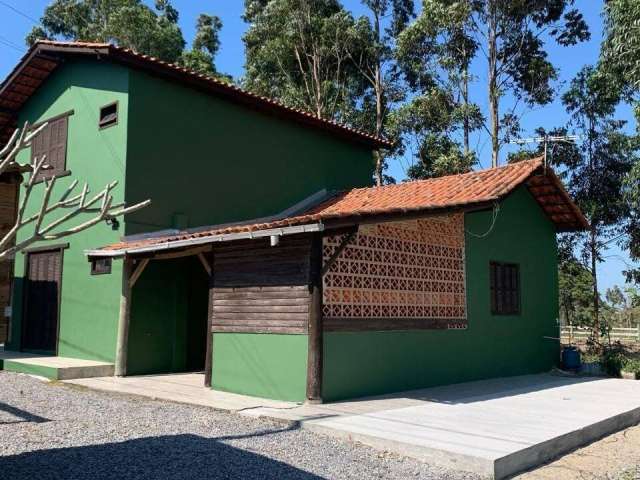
[
  {"x1": 66, "y1": 373, "x2": 640, "y2": 479},
  {"x1": 67, "y1": 373, "x2": 296, "y2": 412}
]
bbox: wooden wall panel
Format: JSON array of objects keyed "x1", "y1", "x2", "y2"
[
  {"x1": 210, "y1": 236, "x2": 313, "y2": 334},
  {"x1": 0, "y1": 181, "x2": 17, "y2": 343}
]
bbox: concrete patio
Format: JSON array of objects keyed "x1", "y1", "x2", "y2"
[{"x1": 66, "y1": 372, "x2": 640, "y2": 479}]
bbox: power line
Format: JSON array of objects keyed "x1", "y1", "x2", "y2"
[
  {"x1": 0, "y1": 38, "x2": 24, "y2": 54},
  {"x1": 0, "y1": 0, "x2": 40, "y2": 24},
  {"x1": 0, "y1": 34, "x2": 25, "y2": 52}
]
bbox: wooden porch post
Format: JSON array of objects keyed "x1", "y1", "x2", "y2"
[
  {"x1": 114, "y1": 257, "x2": 133, "y2": 376},
  {"x1": 203, "y1": 251, "x2": 214, "y2": 387},
  {"x1": 306, "y1": 234, "x2": 323, "y2": 403}
]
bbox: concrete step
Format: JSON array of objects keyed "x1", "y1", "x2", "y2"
[{"x1": 0, "y1": 349, "x2": 114, "y2": 380}]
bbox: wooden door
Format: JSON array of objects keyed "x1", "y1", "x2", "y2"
[{"x1": 22, "y1": 249, "x2": 62, "y2": 353}]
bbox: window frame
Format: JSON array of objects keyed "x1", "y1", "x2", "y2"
[
  {"x1": 489, "y1": 261, "x2": 521, "y2": 316},
  {"x1": 98, "y1": 101, "x2": 119, "y2": 130}
]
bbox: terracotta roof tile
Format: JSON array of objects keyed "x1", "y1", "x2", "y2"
[
  {"x1": 0, "y1": 41, "x2": 391, "y2": 148},
  {"x1": 92, "y1": 158, "x2": 589, "y2": 255}
]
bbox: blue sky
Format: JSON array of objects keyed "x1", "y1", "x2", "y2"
[{"x1": 0, "y1": 0, "x2": 637, "y2": 292}]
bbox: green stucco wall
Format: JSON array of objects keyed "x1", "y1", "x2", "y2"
[
  {"x1": 122, "y1": 67, "x2": 374, "y2": 392},
  {"x1": 127, "y1": 257, "x2": 208, "y2": 375},
  {"x1": 8, "y1": 60, "x2": 129, "y2": 362},
  {"x1": 124, "y1": 69, "x2": 375, "y2": 234},
  {"x1": 212, "y1": 333, "x2": 308, "y2": 402},
  {"x1": 322, "y1": 186, "x2": 560, "y2": 401}
]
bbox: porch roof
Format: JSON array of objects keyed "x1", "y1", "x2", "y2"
[{"x1": 86, "y1": 158, "x2": 588, "y2": 259}]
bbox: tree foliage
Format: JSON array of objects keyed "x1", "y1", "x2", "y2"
[
  {"x1": 398, "y1": 0, "x2": 589, "y2": 169},
  {"x1": 600, "y1": 0, "x2": 640, "y2": 285},
  {"x1": 243, "y1": 0, "x2": 369, "y2": 123},
  {"x1": 557, "y1": 66, "x2": 638, "y2": 338},
  {"x1": 26, "y1": 0, "x2": 229, "y2": 80}
]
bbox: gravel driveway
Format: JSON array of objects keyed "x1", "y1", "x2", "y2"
[{"x1": 0, "y1": 371, "x2": 478, "y2": 480}]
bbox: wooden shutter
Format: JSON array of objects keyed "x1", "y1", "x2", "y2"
[
  {"x1": 490, "y1": 262, "x2": 520, "y2": 315},
  {"x1": 31, "y1": 115, "x2": 68, "y2": 180}
]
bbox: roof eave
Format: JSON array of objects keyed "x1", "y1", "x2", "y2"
[
  {"x1": 85, "y1": 222, "x2": 325, "y2": 259},
  {"x1": 1, "y1": 41, "x2": 391, "y2": 150}
]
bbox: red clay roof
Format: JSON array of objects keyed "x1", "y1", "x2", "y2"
[
  {"x1": 92, "y1": 158, "x2": 589, "y2": 256},
  {"x1": 0, "y1": 41, "x2": 391, "y2": 148}
]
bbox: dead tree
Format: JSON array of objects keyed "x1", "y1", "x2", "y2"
[{"x1": 0, "y1": 122, "x2": 150, "y2": 258}]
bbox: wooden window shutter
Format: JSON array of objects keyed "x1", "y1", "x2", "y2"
[
  {"x1": 490, "y1": 262, "x2": 520, "y2": 315},
  {"x1": 31, "y1": 115, "x2": 68, "y2": 180}
]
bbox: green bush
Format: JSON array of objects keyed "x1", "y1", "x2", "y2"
[
  {"x1": 600, "y1": 343, "x2": 628, "y2": 377},
  {"x1": 622, "y1": 359, "x2": 640, "y2": 379}
]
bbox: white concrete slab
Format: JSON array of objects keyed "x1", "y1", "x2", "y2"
[
  {"x1": 63, "y1": 372, "x2": 640, "y2": 479},
  {"x1": 245, "y1": 374, "x2": 640, "y2": 479}
]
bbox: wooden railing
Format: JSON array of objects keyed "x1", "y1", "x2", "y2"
[{"x1": 561, "y1": 326, "x2": 640, "y2": 343}]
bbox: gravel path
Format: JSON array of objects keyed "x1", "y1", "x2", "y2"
[{"x1": 0, "y1": 371, "x2": 478, "y2": 480}]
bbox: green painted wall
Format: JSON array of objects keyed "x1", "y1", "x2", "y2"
[
  {"x1": 122, "y1": 67, "x2": 374, "y2": 390},
  {"x1": 8, "y1": 60, "x2": 129, "y2": 362},
  {"x1": 212, "y1": 333, "x2": 308, "y2": 402},
  {"x1": 124, "y1": 69, "x2": 375, "y2": 234},
  {"x1": 127, "y1": 257, "x2": 208, "y2": 375},
  {"x1": 322, "y1": 186, "x2": 560, "y2": 401}
]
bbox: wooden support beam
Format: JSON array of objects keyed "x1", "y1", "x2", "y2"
[
  {"x1": 115, "y1": 257, "x2": 133, "y2": 377},
  {"x1": 321, "y1": 228, "x2": 357, "y2": 277},
  {"x1": 306, "y1": 234, "x2": 323, "y2": 404},
  {"x1": 204, "y1": 251, "x2": 214, "y2": 388},
  {"x1": 198, "y1": 252, "x2": 212, "y2": 276},
  {"x1": 128, "y1": 258, "x2": 149, "y2": 288}
]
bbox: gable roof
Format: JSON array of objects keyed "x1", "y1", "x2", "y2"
[
  {"x1": 87, "y1": 158, "x2": 589, "y2": 258},
  {"x1": 0, "y1": 40, "x2": 392, "y2": 148}
]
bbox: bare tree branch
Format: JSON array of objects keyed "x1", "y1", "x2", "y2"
[{"x1": 0, "y1": 122, "x2": 150, "y2": 259}]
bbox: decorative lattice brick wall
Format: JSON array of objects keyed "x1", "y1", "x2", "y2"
[{"x1": 322, "y1": 214, "x2": 467, "y2": 329}]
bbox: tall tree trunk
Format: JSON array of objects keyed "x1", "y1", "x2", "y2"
[
  {"x1": 487, "y1": 2, "x2": 499, "y2": 168},
  {"x1": 373, "y1": 7, "x2": 384, "y2": 187},
  {"x1": 462, "y1": 65, "x2": 470, "y2": 156},
  {"x1": 590, "y1": 227, "x2": 600, "y2": 342}
]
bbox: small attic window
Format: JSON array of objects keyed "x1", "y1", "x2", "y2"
[
  {"x1": 99, "y1": 102, "x2": 118, "y2": 129},
  {"x1": 91, "y1": 257, "x2": 112, "y2": 275}
]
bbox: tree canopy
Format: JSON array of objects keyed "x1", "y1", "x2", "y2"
[{"x1": 26, "y1": 0, "x2": 229, "y2": 79}]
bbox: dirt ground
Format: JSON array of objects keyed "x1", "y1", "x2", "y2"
[{"x1": 516, "y1": 423, "x2": 640, "y2": 480}]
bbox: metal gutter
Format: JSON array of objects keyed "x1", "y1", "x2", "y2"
[{"x1": 84, "y1": 222, "x2": 325, "y2": 258}]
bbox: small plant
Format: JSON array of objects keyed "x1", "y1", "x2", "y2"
[
  {"x1": 622, "y1": 359, "x2": 640, "y2": 380},
  {"x1": 600, "y1": 342, "x2": 628, "y2": 377}
]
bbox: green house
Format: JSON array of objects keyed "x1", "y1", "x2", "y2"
[{"x1": 0, "y1": 42, "x2": 588, "y2": 402}]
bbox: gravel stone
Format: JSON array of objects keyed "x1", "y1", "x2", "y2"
[{"x1": 0, "y1": 371, "x2": 479, "y2": 479}]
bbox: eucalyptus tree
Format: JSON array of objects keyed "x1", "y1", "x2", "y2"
[
  {"x1": 560, "y1": 66, "x2": 638, "y2": 340},
  {"x1": 399, "y1": 0, "x2": 590, "y2": 167},
  {"x1": 180, "y1": 14, "x2": 231, "y2": 80},
  {"x1": 600, "y1": 0, "x2": 640, "y2": 285},
  {"x1": 243, "y1": 0, "x2": 371, "y2": 125},
  {"x1": 348, "y1": 0, "x2": 415, "y2": 185}
]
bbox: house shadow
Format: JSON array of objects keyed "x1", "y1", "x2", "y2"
[
  {"x1": 0, "y1": 401, "x2": 50, "y2": 425},
  {"x1": 0, "y1": 433, "x2": 325, "y2": 480}
]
